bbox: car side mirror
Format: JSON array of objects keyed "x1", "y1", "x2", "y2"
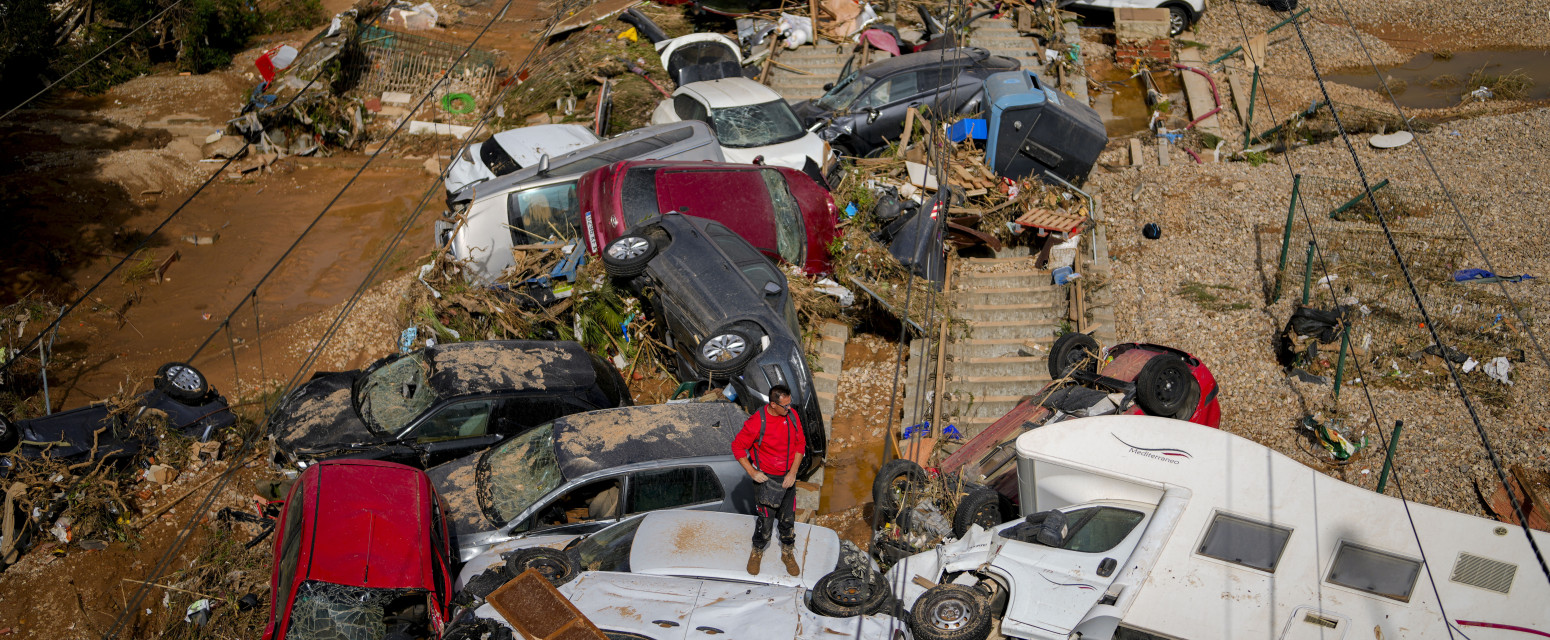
[
  {"x1": 751, "y1": 155, "x2": 765, "y2": 165},
  {"x1": 823, "y1": 82, "x2": 834, "y2": 91},
  {"x1": 536, "y1": 153, "x2": 550, "y2": 176},
  {"x1": 763, "y1": 282, "x2": 782, "y2": 296},
  {"x1": 866, "y1": 108, "x2": 880, "y2": 124}
]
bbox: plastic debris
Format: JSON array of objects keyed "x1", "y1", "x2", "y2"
[
  {"x1": 184, "y1": 599, "x2": 212, "y2": 626},
  {"x1": 1483, "y1": 357, "x2": 1512, "y2": 385},
  {"x1": 1142, "y1": 223, "x2": 1161, "y2": 240},
  {"x1": 814, "y1": 278, "x2": 855, "y2": 307},
  {"x1": 1300, "y1": 414, "x2": 1367, "y2": 461},
  {"x1": 399, "y1": 326, "x2": 418, "y2": 353},
  {"x1": 49, "y1": 516, "x2": 72, "y2": 544}
]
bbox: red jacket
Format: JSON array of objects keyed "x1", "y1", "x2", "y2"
[{"x1": 731, "y1": 406, "x2": 804, "y2": 476}]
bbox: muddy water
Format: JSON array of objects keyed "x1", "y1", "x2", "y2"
[
  {"x1": 1090, "y1": 60, "x2": 1184, "y2": 135},
  {"x1": 1325, "y1": 49, "x2": 1550, "y2": 109},
  {"x1": 818, "y1": 335, "x2": 900, "y2": 515}
]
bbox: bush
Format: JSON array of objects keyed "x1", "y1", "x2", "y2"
[
  {"x1": 263, "y1": 0, "x2": 327, "y2": 33},
  {"x1": 179, "y1": 0, "x2": 262, "y2": 73}
]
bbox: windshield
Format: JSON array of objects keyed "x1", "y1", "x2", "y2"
[
  {"x1": 573, "y1": 516, "x2": 645, "y2": 573},
  {"x1": 478, "y1": 424, "x2": 563, "y2": 525},
  {"x1": 285, "y1": 582, "x2": 427, "y2": 640},
  {"x1": 356, "y1": 354, "x2": 440, "y2": 435},
  {"x1": 759, "y1": 169, "x2": 805, "y2": 265},
  {"x1": 816, "y1": 71, "x2": 866, "y2": 111},
  {"x1": 709, "y1": 100, "x2": 807, "y2": 148}
]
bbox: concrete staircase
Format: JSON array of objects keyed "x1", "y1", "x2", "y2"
[
  {"x1": 765, "y1": 43, "x2": 854, "y2": 103},
  {"x1": 969, "y1": 13, "x2": 1046, "y2": 75},
  {"x1": 797, "y1": 320, "x2": 849, "y2": 518}
]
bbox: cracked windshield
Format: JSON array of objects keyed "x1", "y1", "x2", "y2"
[
  {"x1": 358, "y1": 354, "x2": 440, "y2": 434},
  {"x1": 710, "y1": 100, "x2": 806, "y2": 148},
  {"x1": 480, "y1": 424, "x2": 563, "y2": 524}
]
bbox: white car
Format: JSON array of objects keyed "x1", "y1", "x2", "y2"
[
  {"x1": 444, "y1": 123, "x2": 599, "y2": 194},
  {"x1": 1064, "y1": 0, "x2": 1206, "y2": 36},
  {"x1": 656, "y1": 33, "x2": 743, "y2": 87},
  {"x1": 651, "y1": 77, "x2": 832, "y2": 182},
  {"x1": 451, "y1": 510, "x2": 909, "y2": 639}
]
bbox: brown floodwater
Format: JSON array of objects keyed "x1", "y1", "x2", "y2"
[{"x1": 1324, "y1": 49, "x2": 1550, "y2": 109}]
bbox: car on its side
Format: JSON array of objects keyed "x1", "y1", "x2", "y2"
[
  {"x1": 262, "y1": 460, "x2": 456, "y2": 640},
  {"x1": 793, "y1": 47, "x2": 1019, "y2": 158},
  {"x1": 438, "y1": 121, "x2": 723, "y2": 283},
  {"x1": 443, "y1": 124, "x2": 600, "y2": 195},
  {"x1": 1064, "y1": 0, "x2": 1206, "y2": 36},
  {"x1": 650, "y1": 77, "x2": 833, "y2": 185},
  {"x1": 577, "y1": 159, "x2": 839, "y2": 275},
  {"x1": 426, "y1": 402, "x2": 754, "y2": 561},
  {"x1": 267, "y1": 340, "x2": 630, "y2": 469},
  {"x1": 450, "y1": 510, "x2": 909, "y2": 639},
  {"x1": 600, "y1": 213, "x2": 826, "y2": 477}
]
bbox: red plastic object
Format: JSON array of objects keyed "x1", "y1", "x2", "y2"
[{"x1": 254, "y1": 44, "x2": 299, "y2": 83}]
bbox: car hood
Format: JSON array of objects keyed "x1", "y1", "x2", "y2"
[
  {"x1": 425, "y1": 451, "x2": 490, "y2": 536},
  {"x1": 720, "y1": 132, "x2": 826, "y2": 173},
  {"x1": 270, "y1": 371, "x2": 378, "y2": 455},
  {"x1": 444, "y1": 142, "x2": 495, "y2": 195}
]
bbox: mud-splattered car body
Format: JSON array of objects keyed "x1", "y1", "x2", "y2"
[
  {"x1": 425, "y1": 402, "x2": 754, "y2": 561},
  {"x1": 268, "y1": 340, "x2": 630, "y2": 469}
]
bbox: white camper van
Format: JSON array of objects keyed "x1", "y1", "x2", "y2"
[{"x1": 888, "y1": 415, "x2": 1550, "y2": 640}]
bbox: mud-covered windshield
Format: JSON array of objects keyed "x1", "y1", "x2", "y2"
[
  {"x1": 285, "y1": 582, "x2": 428, "y2": 640},
  {"x1": 573, "y1": 516, "x2": 645, "y2": 573},
  {"x1": 816, "y1": 72, "x2": 866, "y2": 111},
  {"x1": 478, "y1": 424, "x2": 563, "y2": 524},
  {"x1": 356, "y1": 354, "x2": 440, "y2": 435},
  {"x1": 709, "y1": 100, "x2": 807, "y2": 148}
]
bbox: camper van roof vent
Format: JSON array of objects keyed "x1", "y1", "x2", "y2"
[{"x1": 1450, "y1": 552, "x2": 1517, "y2": 595}]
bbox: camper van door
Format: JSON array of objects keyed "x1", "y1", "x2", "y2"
[{"x1": 995, "y1": 501, "x2": 1155, "y2": 639}]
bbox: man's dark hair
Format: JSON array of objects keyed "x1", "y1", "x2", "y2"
[{"x1": 769, "y1": 384, "x2": 792, "y2": 402}]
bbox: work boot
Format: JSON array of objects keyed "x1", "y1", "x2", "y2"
[
  {"x1": 780, "y1": 544, "x2": 800, "y2": 576},
  {"x1": 746, "y1": 547, "x2": 764, "y2": 575}
]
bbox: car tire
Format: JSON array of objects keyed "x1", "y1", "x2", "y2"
[
  {"x1": 501, "y1": 547, "x2": 580, "y2": 587},
  {"x1": 908, "y1": 583, "x2": 993, "y2": 640},
  {"x1": 1262, "y1": 0, "x2": 1297, "y2": 10},
  {"x1": 0, "y1": 415, "x2": 18, "y2": 452},
  {"x1": 1047, "y1": 332, "x2": 1101, "y2": 380},
  {"x1": 872, "y1": 458, "x2": 928, "y2": 523},
  {"x1": 1164, "y1": 4, "x2": 1191, "y2": 36},
  {"x1": 1135, "y1": 354, "x2": 1193, "y2": 417},
  {"x1": 692, "y1": 325, "x2": 759, "y2": 376},
  {"x1": 154, "y1": 362, "x2": 210, "y2": 405},
  {"x1": 601, "y1": 234, "x2": 656, "y2": 279},
  {"x1": 811, "y1": 567, "x2": 893, "y2": 617},
  {"x1": 952, "y1": 488, "x2": 1005, "y2": 537}
]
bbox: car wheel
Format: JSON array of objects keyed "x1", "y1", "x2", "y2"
[
  {"x1": 811, "y1": 567, "x2": 893, "y2": 617},
  {"x1": 1047, "y1": 332, "x2": 1101, "y2": 380},
  {"x1": 872, "y1": 458, "x2": 928, "y2": 524},
  {"x1": 0, "y1": 415, "x2": 17, "y2": 452},
  {"x1": 1135, "y1": 354, "x2": 1193, "y2": 416},
  {"x1": 1262, "y1": 0, "x2": 1297, "y2": 10},
  {"x1": 501, "y1": 547, "x2": 580, "y2": 586},
  {"x1": 691, "y1": 325, "x2": 759, "y2": 376},
  {"x1": 1165, "y1": 4, "x2": 1191, "y2": 36},
  {"x1": 908, "y1": 584, "x2": 993, "y2": 640},
  {"x1": 154, "y1": 362, "x2": 210, "y2": 405},
  {"x1": 952, "y1": 488, "x2": 1005, "y2": 537},
  {"x1": 601, "y1": 234, "x2": 656, "y2": 279}
]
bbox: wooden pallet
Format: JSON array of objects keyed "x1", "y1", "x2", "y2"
[{"x1": 1014, "y1": 207, "x2": 1086, "y2": 234}]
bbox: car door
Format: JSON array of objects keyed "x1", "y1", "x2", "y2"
[
  {"x1": 626, "y1": 466, "x2": 727, "y2": 517},
  {"x1": 853, "y1": 70, "x2": 922, "y2": 147},
  {"x1": 995, "y1": 504, "x2": 1154, "y2": 638},
  {"x1": 507, "y1": 180, "x2": 583, "y2": 243},
  {"x1": 400, "y1": 398, "x2": 505, "y2": 467}
]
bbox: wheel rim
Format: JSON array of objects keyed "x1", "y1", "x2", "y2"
[
  {"x1": 607, "y1": 237, "x2": 650, "y2": 261},
  {"x1": 1170, "y1": 11, "x2": 1186, "y2": 34},
  {"x1": 825, "y1": 574, "x2": 872, "y2": 606},
  {"x1": 526, "y1": 558, "x2": 569, "y2": 582},
  {"x1": 1154, "y1": 366, "x2": 1187, "y2": 405},
  {"x1": 701, "y1": 334, "x2": 746, "y2": 363},
  {"x1": 1063, "y1": 348, "x2": 1091, "y2": 373},
  {"x1": 973, "y1": 503, "x2": 1000, "y2": 528},
  {"x1": 164, "y1": 365, "x2": 203, "y2": 392},
  {"x1": 927, "y1": 595, "x2": 974, "y2": 631}
]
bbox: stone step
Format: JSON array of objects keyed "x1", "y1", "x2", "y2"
[
  {"x1": 952, "y1": 286, "x2": 1064, "y2": 307},
  {"x1": 963, "y1": 321, "x2": 1060, "y2": 341},
  {"x1": 796, "y1": 467, "x2": 823, "y2": 511},
  {"x1": 959, "y1": 303, "x2": 1062, "y2": 325},
  {"x1": 956, "y1": 336, "x2": 1055, "y2": 360},
  {"x1": 941, "y1": 377, "x2": 1051, "y2": 399},
  {"x1": 937, "y1": 398, "x2": 1024, "y2": 421},
  {"x1": 956, "y1": 269, "x2": 1052, "y2": 289},
  {"x1": 820, "y1": 322, "x2": 849, "y2": 341},
  {"x1": 949, "y1": 355, "x2": 1049, "y2": 378}
]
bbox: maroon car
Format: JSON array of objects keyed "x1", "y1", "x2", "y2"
[{"x1": 575, "y1": 160, "x2": 839, "y2": 275}]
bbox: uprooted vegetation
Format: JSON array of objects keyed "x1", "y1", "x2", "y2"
[{"x1": 491, "y1": 25, "x2": 672, "y2": 136}]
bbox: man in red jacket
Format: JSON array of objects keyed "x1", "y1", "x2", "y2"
[{"x1": 731, "y1": 384, "x2": 805, "y2": 576}]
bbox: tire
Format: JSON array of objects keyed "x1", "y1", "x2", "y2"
[
  {"x1": 1047, "y1": 332, "x2": 1101, "y2": 380},
  {"x1": 691, "y1": 325, "x2": 759, "y2": 375},
  {"x1": 952, "y1": 488, "x2": 1004, "y2": 537},
  {"x1": 872, "y1": 458, "x2": 928, "y2": 523},
  {"x1": 1263, "y1": 0, "x2": 1296, "y2": 10},
  {"x1": 1164, "y1": 4, "x2": 1191, "y2": 36},
  {"x1": 811, "y1": 567, "x2": 893, "y2": 617},
  {"x1": 0, "y1": 415, "x2": 18, "y2": 452},
  {"x1": 908, "y1": 584, "x2": 993, "y2": 640},
  {"x1": 601, "y1": 234, "x2": 655, "y2": 279},
  {"x1": 154, "y1": 362, "x2": 210, "y2": 405},
  {"x1": 1135, "y1": 354, "x2": 1193, "y2": 417},
  {"x1": 501, "y1": 547, "x2": 579, "y2": 587}
]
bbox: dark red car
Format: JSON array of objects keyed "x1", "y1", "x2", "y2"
[
  {"x1": 263, "y1": 460, "x2": 456, "y2": 640},
  {"x1": 576, "y1": 160, "x2": 839, "y2": 275}
]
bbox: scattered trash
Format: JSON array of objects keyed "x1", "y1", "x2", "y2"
[
  {"x1": 1368, "y1": 131, "x2": 1414, "y2": 149},
  {"x1": 144, "y1": 464, "x2": 178, "y2": 485},
  {"x1": 1469, "y1": 86, "x2": 1494, "y2": 101},
  {"x1": 399, "y1": 326, "x2": 419, "y2": 353},
  {"x1": 184, "y1": 599, "x2": 212, "y2": 626},
  {"x1": 1142, "y1": 222, "x2": 1161, "y2": 239},
  {"x1": 1453, "y1": 268, "x2": 1535, "y2": 284},
  {"x1": 813, "y1": 278, "x2": 855, "y2": 306},
  {"x1": 49, "y1": 516, "x2": 72, "y2": 544},
  {"x1": 1300, "y1": 414, "x2": 1367, "y2": 461},
  {"x1": 238, "y1": 593, "x2": 261, "y2": 611},
  {"x1": 1463, "y1": 357, "x2": 1479, "y2": 373},
  {"x1": 1484, "y1": 357, "x2": 1512, "y2": 385}
]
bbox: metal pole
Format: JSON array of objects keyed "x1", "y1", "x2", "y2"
[
  {"x1": 39, "y1": 311, "x2": 63, "y2": 415},
  {"x1": 1376, "y1": 421, "x2": 1404, "y2": 494},
  {"x1": 1272, "y1": 174, "x2": 1301, "y2": 302},
  {"x1": 1301, "y1": 241, "x2": 1315, "y2": 306},
  {"x1": 1331, "y1": 324, "x2": 1351, "y2": 402}
]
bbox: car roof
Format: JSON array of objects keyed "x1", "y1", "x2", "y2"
[
  {"x1": 678, "y1": 76, "x2": 783, "y2": 108},
  {"x1": 490, "y1": 124, "x2": 598, "y2": 167},
  {"x1": 860, "y1": 46, "x2": 990, "y2": 78},
  {"x1": 423, "y1": 340, "x2": 595, "y2": 397},
  {"x1": 461, "y1": 120, "x2": 718, "y2": 204},
  {"x1": 297, "y1": 460, "x2": 436, "y2": 591},
  {"x1": 628, "y1": 510, "x2": 841, "y2": 589},
  {"x1": 553, "y1": 402, "x2": 748, "y2": 478}
]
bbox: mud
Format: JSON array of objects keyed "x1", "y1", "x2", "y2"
[
  {"x1": 1325, "y1": 48, "x2": 1550, "y2": 109},
  {"x1": 270, "y1": 374, "x2": 356, "y2": 448},
  {"x1": 554, "y1": 403, "x2": 745, "y2": 477},
  {"x1": 818, "y1": 334, "x2": 899, "y2": 515},
  {"x1": 427, "y1": 340, "x2": 577, "y2": 394},
  {"x1": 428, "y1": 455, "x2": 487, "y2": 533}
]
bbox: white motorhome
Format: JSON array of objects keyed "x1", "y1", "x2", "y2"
[{"x1": 888, "y1": 415, "x2": 1550, "y2": 640}]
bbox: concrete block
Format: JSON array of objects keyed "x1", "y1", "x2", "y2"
[{"x1": 1115, "y1": 8, "x2": 1171, "y2": 41}]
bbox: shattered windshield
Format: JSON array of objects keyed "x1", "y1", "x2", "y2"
[
  {"x1": 816, "y1": 72, "x2": 866, "y2": 111},
  {"x1": 759, "y1": 169, "x2": 805, "y2": 265},
  {"x1": 478, "y1": 424, "x2": 563, "y2": 525},
  {"x1": 356, "y1": 354, "x2": 441, "y2": 435},
  {"x1": 573, "y1": 516, "x2": 645, "y2": 573},
  {"x1": 709, "y1": 100, "x2": 807, "y2": 148},
  {"x1": 285, "y1": 581, "x2": 428, "y2": 640}
]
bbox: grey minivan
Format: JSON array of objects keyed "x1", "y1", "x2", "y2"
[{"x1": 425, "y1": 402, "x2": 754, "y2": 561}]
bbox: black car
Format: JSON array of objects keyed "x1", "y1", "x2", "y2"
[
  {"x1": 599, "y1": 213, "x2": 825, "y2": 477},
  {"x1": 792, "y1": 48, "x2": 1020, "y2": 158},
  {"x1": 267, "y1": 340, "x2": 630, "y2": 468},
  {"x1": 0, "y1": 362, "x2": 235, "y2": 474}
]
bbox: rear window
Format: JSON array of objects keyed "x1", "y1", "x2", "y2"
[{"x1": 479, "y1": 141, "x2": 521, "y2": 177}]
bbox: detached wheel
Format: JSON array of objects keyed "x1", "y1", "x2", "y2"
[
  {"x1": 501, "y1": 547, "x2": 579, "y2": 587},
  {"x1": 1135, "y1": 354, "x2": 1192, "y2": 417},
  {"x1": 601, "y1": 234, "x2": 655, "y2": 279},
  {"x1": 692, "y1": 325, "x2": 759, "y2": 375},
  {"x1": 909, "y1": 584, "x2": 992, "y2": 640},
  {"x1": 811, "y1": 568, "x2": 893, "y2": 617},
  {"x1": 1165, "y1": 4, "x2": 1191, "y2": 35},
  {"x1": 872, "y1": 458, "x2": 927, "y2": 523},
  {"x1": 1047, "y1": 332, "x2": 1101, "y2": 380},
  {"x1": 154, "y1": 363, "x2": 210, "y2": 405},
  {"x1": 952, "y1": 488, "x2": 1005, "y2": 537},
  {"x1": 0, "y1": 415, "x2": 18, "y2": 452}
]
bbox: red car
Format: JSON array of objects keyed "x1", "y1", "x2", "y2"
[
  {"x1": 576, "y1": 160, "x2": 839, "y2": 275},
  {"x1": 263, "y1": 460, "x2": 456, "y2": 640}
]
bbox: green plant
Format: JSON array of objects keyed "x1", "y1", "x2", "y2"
[
  {"x1": 1178, "y1": 281, "x2": 1250, "y2": 312},
  {"x1": 120, "y1": 250, "x2": 157, "y2": 284},
  {"x1": 179, "y1": 0, "x2": 262, "y2": 73},
  {"x1": 1242, "y1": 150, "x2": 1270, "y2": 166},
  {"x1": 1462, "y1": 66, "x2": 1533, "y2": 100},
  {"x1": 262, "y1": 0, "x2": 326, "y2": 32}
]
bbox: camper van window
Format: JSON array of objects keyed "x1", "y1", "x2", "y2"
[
  {"x1": 1197, "y1": 513, "x2": 1292, "y2": 572},
  {"x1": 1326, "y1": 542, "x2": 1421, "y2": 602},
  {"x1": 1062, "y1": 507, "x2": 1146, "y2": 554}
]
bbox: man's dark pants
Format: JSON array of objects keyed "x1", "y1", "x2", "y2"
[{"x1": 752, "y1": 485, "x2": 797, "y2": 549}]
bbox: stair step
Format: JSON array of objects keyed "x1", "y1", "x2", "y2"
[
  {"x1": 961, "y1": 302, "x2": 1060, "y2": 312},
  {"x1": 958, "y1": 374, "x2": 1052, "y2": 383},
  {"x1": 965, "y1": 355, "x2": 1042, "y2": 364},
  {"x1": 940, "y1": 379, "x2": 1051, "y2": 398}
]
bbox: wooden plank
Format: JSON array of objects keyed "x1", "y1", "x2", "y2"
[
  {"x1": 896, "y1": 107, "x2": 917, "y2": 158},
  {"x1": 1245, "y1": 33, "x2": 1268, "y2": 71},
  {"x1": 1176, "y1": 48, "x2": 1222, "y2": 138},
  {"x1": 1226, "y1": 66, "x2": 1253, "y2": 127}
]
